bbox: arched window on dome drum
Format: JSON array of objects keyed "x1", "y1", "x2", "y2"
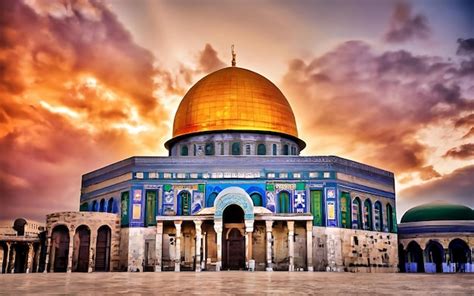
[
  {"x1": 207, "y1": 192, "x2": 218, "y2": 207},
  {"x1": 205, "y1": 143, "x2": 214, "y2": 155},
  {"x1": 291, "y1": 146, "x2": 297, "y2": 155},
  {"x1": 352, "y1": 197, "x2": 362, "y2": 229},
  {"x1": 178, "y1": 191, "x2": 191, "y2": 216},
  {"x1": 231, "y1": 142, "x2": 241, "y2": 155},
  {"x1": 181, "y1": 145, "x2": 188, "y2": 156},
  {"x1": 250, "y1": 193, "x2": 263, "y2": 206},
  {"x1": 386, "y1": 203, "x2": 395, "y2": 232},
  {"x1": 374, "y1": 201, "x2": 383, "y2": 231},
  {"x1": 278, "y1": 191, "x2": 290, "y2": 213},
  {"x1": 272, "y1": 144, "x2": 277, "y2": 155},
  {"x1": 363, "y1": 199, "x2": 373, "y2": 230},
  {"x1": 257, "y1": 144, "x2": 266, "y2": 155},
  {"x1": 283, "y1": 144, "x2": 289, "y2": 155}
]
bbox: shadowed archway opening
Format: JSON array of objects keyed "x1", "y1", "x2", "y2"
[
  {"x1": 95, "y1": 225, "x2": 111, "y2": 272},
  {"x1": 51, "y1": 225, "x2": 69, "y2": 272},
  {"x1": 223, "y1": 205, "x2": 245, "y2": 270},
  {"x1": 426, "y1": 240, "x2": 444, "y2": 273},
  {"x1": 73, "y1": 225, "x2": 90, "y2": 272},
  {"x1": 406, "y1": 241, "x2": 424, "y2": 273},
  {"x1": 449, "y1": 238, "x2": 471, "y2": 272}
]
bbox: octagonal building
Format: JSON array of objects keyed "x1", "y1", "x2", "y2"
[{"x1": 44, "y1": 65, "x2": 398, "y2": 273}]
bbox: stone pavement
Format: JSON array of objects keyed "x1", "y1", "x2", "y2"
[{"x1": 0, "y1": 272, "x2": 473, "y2": 295}]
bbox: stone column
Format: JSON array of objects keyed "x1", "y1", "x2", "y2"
[
  {"x1": 26, "y1": 243, "x2": 34, "y2": 273},
  {"x1": 174, "y1": 221, "x2": 182, "y2": 272},
  {"x1": 44, "y1": 235, "x2": 52, "y2": 273},
  {"x1": 306, "y1": 220, "x2": 314, "y2": 271},
  {"x1": 265, "y1": 220, "x2": 273, "y2": 271},
  {"x1": 202, "y1": 232, "x2": 207, "y2": 270},
  {"x1": 194, "y1": 221, "x2": 202, "y2": 272},
  {"x1": 10, "y1": 245, "x2": 16, "y2": 273},
  {"x1": 35, "y1": 243, "x2": 42, "y2": 273},
  {"x1": 88, "y1": 230, "x2": 97, "y2": 273},
  {"x1": 214, "y1": 221, "x2": 223, "y2": 271},
  {"x1": 245, "y1": 220, "x2": 254, "y2": 270},
  {"x1": 155, "y1": 222, "x2": 163, "y2": 272},
  {"x1": 4, "y1": 242, "x2": 11, "y2": 274},
  {"x1": 288, "y1": 221, "x2": 295, "y2": 272},
  {"x1": 67, "y1": 230, "x2": 74, "y2": 273}
]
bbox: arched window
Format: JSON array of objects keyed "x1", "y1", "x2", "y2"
[
  {"x1": 282, "y1": 144, "x2": 289, "y2": 155},
  {"x1": 207, "y1": 192, "x2": 218, "y2": 207},
  {"x1": 291, "y1": 146, "x2": 297, "y2": 155},
  {"x1": 205, "y1": 143, "x2": 214, "y2": 155},
  {"x1": 178, "y1": 191, "x2": 191, "y2": 216},
  {"x1": 80, "y1": 202, "x2": 88, "y2": 212},
  {"x1": 374, "y1": 201, "x2": 383, "y2": 231},
  {"x1": 278, "y1": 191, "x2": 290, "y2": 213},
  {"x1": 245, "y1": 144, "x2": 251, "y2": 155},
  {"x1": 181, "y1": 145, "x2": 188, "y2": 156},
  {"x1": 386, "y1": 203, "x2": 394, "y2": 232},
  {"x1": 231, "y1": 142, "x2": 241, "y2": 155},
  {"x1": 250, "y1": 193, "x2": 263, "y2": 206},
  {"x1": 145, "y1": 191, "x2": 157, "y2": 226},
  {"x1": 339, "y1": 192, "x2": 350, "y2": 228},
  {"x1": 364, "y1": 199, "x2": 373, "y2": 230},
  {"x1": 310, "y1": 190, "x2": 324, "y2": 226},
  {"x1": 92, "y1": 200, "x2": 98, "y2": 212},
  {"x1": 99, "y1": 199, "x2": 106, "y2": 212},
  {"x1": 272, "y1": 144, "x2": 277, "y2": 155},
  {"x1": 107, "y1": 198, "x2": 114, "y2": 213},
  {"x1": 352, "y1": 197, "x2": 362, "y2": 229},
  {"x1": 257, "y1": 144, "x2": 266, "y2": 155}
]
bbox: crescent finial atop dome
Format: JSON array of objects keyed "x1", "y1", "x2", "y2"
[{"x1": 231, "y1": 44, "x2": 236, "y2": 67}]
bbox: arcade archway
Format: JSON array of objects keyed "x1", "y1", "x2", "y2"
[{"x1": 222, "y1": 205, "x2": 245, "y2": 270}]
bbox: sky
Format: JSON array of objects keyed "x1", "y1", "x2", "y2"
[{"x1": 0, "y1": 0, "x2": 473, "y2": 222}]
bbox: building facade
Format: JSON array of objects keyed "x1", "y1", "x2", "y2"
[
  {"x1": 0, "y1": 218, "x2": 45, "y2": 273},
  {"x1": 398, "y1": 203, "x2": 474, "y2": 273},
  {"x1": 39, "y1": 66, "x2": 398, "y2": 273}
]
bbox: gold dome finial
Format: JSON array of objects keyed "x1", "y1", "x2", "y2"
[{"x1": 231, "y1": 44, "x2": 236, "y2": 67}]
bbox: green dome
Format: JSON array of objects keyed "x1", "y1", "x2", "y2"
[{"x1": 401, "y1": 203, "x2": 474, "y2": 223}]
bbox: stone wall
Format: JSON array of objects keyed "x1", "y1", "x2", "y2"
[{"x1": 313, "y1": 227, "x2": 398, "y2": 272}]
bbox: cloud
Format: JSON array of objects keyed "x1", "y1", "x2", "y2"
[
  {"x1": 0, "y1": 0, "x2": 171, "y2": 220},
  {"x1": 443, "y1": 143, "x2": 474, "y2": 159},
  {"x1": 398, "y1": 165, "x2": 474, "y2": 218},
  {"x1": 384, "y1": 1, "x2": 431, "y2": 43},
  {"x1": 282, "y1": 40, "x2": 473, "y2": 178},
  {"x1": 199, "y1": 43, "x2": 226, "y2": 73},
  {"x1": 457, "y1": 38, "x2": 474, "y2": 56}
]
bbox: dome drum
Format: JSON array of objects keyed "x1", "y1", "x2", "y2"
[{"x1": 169, "y1": 131, "x2": 301, "y2": 157}]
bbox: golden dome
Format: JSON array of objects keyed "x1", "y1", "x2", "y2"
[{"x1": 167, "y1": 67, "x2": 303, "y2": 148}]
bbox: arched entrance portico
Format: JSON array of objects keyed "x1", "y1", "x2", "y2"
[
  {"x1": 425, "y1": 240, "x2": 444, "y2": 273},
  {"x1": 213, "y1": 187, "x2": 254, "y2": 271},
  {"x1": 222, "y1": 205, "x2": 245, "y2": 270}
]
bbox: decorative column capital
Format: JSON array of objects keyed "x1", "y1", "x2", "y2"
[
  {"x1": 265, "y1": 220, "x2": 274, "y2": 230},
  {"x1": 287, "y1": 221, "x2": 295, "y2": 231}
]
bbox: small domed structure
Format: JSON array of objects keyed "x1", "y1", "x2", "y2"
[
  {"x1": 398, "y1": 202, "x2": 473, "y2": 274},
  {"x1": 401, "y1": 203, "x2": 474, "y2": 223}
]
